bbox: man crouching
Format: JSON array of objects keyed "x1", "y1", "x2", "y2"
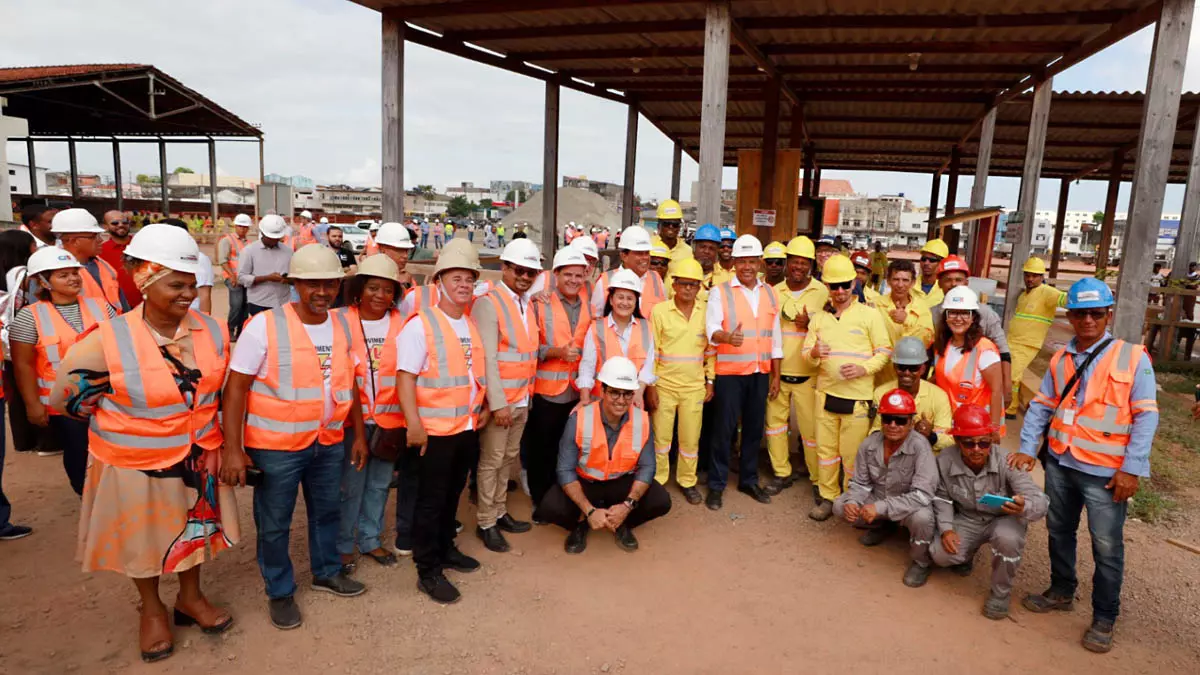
[{"x1": 833, "y1": 388, "x2": 937, "y2": 588}]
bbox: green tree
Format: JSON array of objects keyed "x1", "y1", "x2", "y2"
[
  {"x1": 1092, "y1": 210, "x2": 1104, "y2": 224},
  {"x1": 136, "y1": 173, "x2": 160, "y2": 184},
  {"x1": 505, "y1": 189, "x2": 527, "y2": 203},
  {"x1": 447, "y1": 195, "x2": 475, "y2": 217},
  {"x1": 173, "y1": 166, "x2": 194, "y2": 174},
  {"x1": 414, "y1": 184, "x2": 436, "y2": 199}
]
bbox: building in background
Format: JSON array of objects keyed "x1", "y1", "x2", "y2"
[
  {"x1": 405, "y1": 191, "x2": 450, "y2": 218},
  {"x1": 7, "y1": 162, "x2": 46, "y2": 195},
  {"x1": 564, "y1": 175, "x2": 624, "y2": 210},
  {"x1": 490, "y1": 180, "x2": 541, "y2": 202},
  {"x1": 319, "y1": 184, "x2": 383, "y2": 217},
  {"x1": 446, "y1": 181, "x2": 501, "y2": 203}
]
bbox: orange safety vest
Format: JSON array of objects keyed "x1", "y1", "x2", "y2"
[
  {"x1": 281, "y1": 233, "x2": 295, "y2": 251},
  {"x1": 1044, "y1": 339, "x2": 1148, "y2": 469},
  {"x1": 935, "y1": 337, "x2": 1000, "y2": 413},
  {"x1": 244, "y1": 304, "x2": 356, "y2": 451},
  {"x1": 574, "y1": 401, "x2": 649, "y2": 481},
  {"x1": 340, "y1": 306, "x2": 405, "y2": 429},
  {"x1": 364, "y1": 234, "x2": 380, "y2": 256},
  {"x1": 412, "y1": 306, "x2": 486, "y2": 436},
  {"x1": 540, "y1": 271, "x2": 592, "y2": 308},
  {"x1": 404, "y1": 284, "x2": 440, "y2": 322},
  {"x1": 714, "y1": 281, "x2": 779, "y2": 376},
  {"x1": 79, "y1": 257, "x2": 122, "y2": 311},
  {"x1": 590, "y1": 317, "x2": 650, "y2": 396},
  {"x1": 605, "y1": 269, "x2": 665, "y2": 317},
  {"x1": 30, "y1": 298, "x2": 107, "y2": 411},
  {"x1": 89, "y1": 310, "x2": 227, "y2": 470},
  {"x1": 479, "y1": 286, "x2": 538, "y2": 405},
  {"x1": 222, "y1": 234, "x2": 247, "y2": 281},
  {"x1": 533, "y1": 290, "x2": 592, "y2": 397},
  {"x1": 297, "y1": 223, "x2": 318, "y2": 248}
]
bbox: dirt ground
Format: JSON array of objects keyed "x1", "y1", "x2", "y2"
[{"x1": 2, "y1": 278, "x2": 1199, "y2": 675}]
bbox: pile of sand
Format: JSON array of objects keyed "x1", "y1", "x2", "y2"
[{"x1": 501, "y1": 187, "x2": 621, "y2": 249}]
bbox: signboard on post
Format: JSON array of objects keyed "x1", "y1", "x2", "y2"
[{"x1": 752, "y1": 209, "x2": 777, "y2": 228}]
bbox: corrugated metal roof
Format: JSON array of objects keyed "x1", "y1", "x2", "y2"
[{"x1": 0, "y1": 63, "x2": 145, "y2": 83}]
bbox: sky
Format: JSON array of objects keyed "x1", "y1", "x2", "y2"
[{"x1": 5, "y1": 0, "x2": 1200, "y2": 214}]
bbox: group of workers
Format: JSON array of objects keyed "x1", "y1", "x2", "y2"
[{"x1": 0, "y1": 199, "x2": 1158, "y2": 661}]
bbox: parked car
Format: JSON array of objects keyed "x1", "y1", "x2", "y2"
[{"x1": 340, "y1": 224, "x2": 369, "y2": 253}]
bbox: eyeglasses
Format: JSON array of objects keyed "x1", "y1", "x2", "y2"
[
  {"x1": 958, "y1": 438, "x2": 991, "y2": 449},
  {"x1": 605, "y1": 389, "x2": 636, "y2": 401},
  {"x1": 945, "y1": 310, "x2": 975, "y2": 321},
  {"x1": 827, "y1": 281, "x2": 853, "y2": 291},
  {"x1": 894, "y1": 363, "x2": 923, "y2": 373},
  {"x1": 880, "y1": 414, "x2": 912, "y2": 427},
  {"x1": 920, "y1": 256, "x2": 942, "y2": 264},
  {"x1": 1068, "y1": 309, "x2": 1108, "y2": 321}
]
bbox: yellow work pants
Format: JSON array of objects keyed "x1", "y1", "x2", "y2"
[
  {"x1": 815, "y1": 392, "x2": 872, "y2": 502},
  {"x1": 1007, "y1": 343, "x2": 1041, "y2": 415},
  {"x1": 765, "y1": 378, "x2": 818, "y2": 480},
  {"x1": 653, "y1": 384, "x2": 706, "y2": 488}
]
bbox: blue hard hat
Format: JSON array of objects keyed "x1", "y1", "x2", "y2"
[
  {"x1": 816, "y1": 235, "x2": 838, "y2": 248},
  {"x1": 694, "y1": 223, "x2": 721, "y2": 243},
  {"x1": 719, "y1": 227, "x2": 736, "y2": 241},
  {"x1": 1066, "y1": 277, "x2": 1114, "y2": 309}
]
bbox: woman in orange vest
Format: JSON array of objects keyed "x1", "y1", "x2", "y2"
[
  {"x1": 336, "y1": 255, "x2": 406, "y2": 570},
  {"x1": 10, "y1": 247, "x2": 115, "y2": 495},
  {"x1": 48, "y1": 224, "x2": 236, "y2": 663},
  {"x1": 577, "y1": 268, "x2": 656, "y2": 409},
  {"x1": 933, "y1": 286, "x2": 1004, "y2": 437}
]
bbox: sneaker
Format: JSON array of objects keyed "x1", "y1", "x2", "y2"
[
  {"x1": 311, "y1": 573, "x2": 366, "y2": 598},
  {"x1": 268, "y1": 596, "x2": 302, "y2": 630},
  {"x1": 519, "y1": 469, "x2": 531, "y2": 497},
  {"x1": 903, "y1": 562, "x2": 932, "y2": 588},
  {"x1": 395, "y1": 548, "x2": 413, "y2": 557},
  {"x1": 0, "y1": 524, "x2": 33, "y2": 541},
  {"x1": 417, "y1": 573, "x2": 461, "y2": 604},
  {"x1": 444, "y1": 547, "x2": 481, "y2": 573},
  {"x1": 808, "y1": 500, "x2": 833, "y2": 521},
  {"x1": 983, "y1": 593, "x2": 1010, "y2": 620},
  {"x1": 36, "y1": 449, "x2": 63, "y2": 457},
  {"x1": 1022, "y1": 589, "x2": 1075, "y2": 613},
  {"x1": 1082, "y1": 618, "x2": 1115, "y2": 653}
]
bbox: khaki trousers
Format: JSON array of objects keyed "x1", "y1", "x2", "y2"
[{"x1": 476, "y1": 405, "x2": 529, "y2": 529}]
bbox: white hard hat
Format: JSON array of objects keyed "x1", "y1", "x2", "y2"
[
  {"x1": 319, "y1": 216, "x2": 329, "y2": 224},
  {"x1": 376, "y1": 222, "x2": 415, "y2": 249},
  {"x1": 596, "y1": 356, "x2": 639, "y2": 391},
  {"x1": 27, "y1": 246, "x2": 81, "y2": 277},
  {"x1": 124, "y1": 223, "x2": 201, "y2": 275},
  {"x1": 608, "y1": 268, "x2": 642, "y2": 294},
  {"x1": 570, "y1": 235, "x2": 599, "y2": 259},
  {"x1": 50, "y1": 208, "x2": 105, "y2": 234},
  {"x1": 943, "y1": 285, "x2": 980, "y2": 312},
  {"x1": 732, "y1": 234, "x2": 764, "y2": 258},
  {"x1": 259, "y1": 214, "x2": 289, "y2": 239},
  {"x1": 289, "y1": 243, "x2": 344, "y2": 280},
  {"x1": 619, "y1": 225, "x2": 652, "y2": 252},
  {"x1": 500, "y1": 239, "x2": 542, "y2": 270},
  {"x1": 553, "y1": 247, "x2": 588, "y2": 270},
  {"x1": 300, "y1": 210, "x2": 313, "y2": 220},
  {"x1": 370, "y1": 221, "x2": 383, "y2": 231},
  {"x1": 233, "y1": 214, "x2": 252, "y2": 227}
]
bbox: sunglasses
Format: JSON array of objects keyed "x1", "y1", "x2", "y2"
[
  {"x1": 108, "y1": 219, "x2": 130, "y2": 225},
  {"x1": 605, "y1": 389, "x2": 636, "y2": 401},
  {"x1": 920, "y1": 256, "x2": 942, "y2": 263},
  {"x1": 720, "y1": 243, "x2": 734, "y2": 249},
  {"x1": 1068, "y1": 309, "x2": 1108, "y2": 321},
  {"x1": 674, "y1": 280, "x2": 701, "y2": 289},
  {"x1": 958, "y1": 438, "x2": 991, "y2": 449},
  {"x1": 894, "y1": 363, "x2": 923, "y2": 373},
  {"x1": 509, "y1": 266, "x2": 540, "y2": 278},
  {"x1": 651, "y1": 258, "x2": 669, "y2": 266},
  {"x1": 827, "y1": 281, "x2": 853, "y2": 291},
  {"x1": 765, "y1": 259, "x2": 785, "y2": 265},
  {"x1": 881, "y1": 414, "x2": 912, "y2": 427}
]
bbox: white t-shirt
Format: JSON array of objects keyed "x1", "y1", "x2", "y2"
[
  {"x1": 231, "y1": 313, "x2": 339, "y2": 425},
  {"x1": 942, "y1": 343, "x2": 1000, "y2": 387},
  {"x1": 396, "y1": 312, "x2": 477, "y2": 431},
  {"x1": 358, "y1": 315, "x2": 392, "y2": 408},
  {"x1": 189, "y1": 251, "x2": 215, "y2": 311}
]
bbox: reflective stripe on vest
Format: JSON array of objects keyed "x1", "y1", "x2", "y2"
[
  {"x1": 592, "y1": 318, "x2": 649, "y2": 395},
  {"x1": 1046, "y1": 340, "x2": 1141, "y2": 467},
  {"x1": 483, "y1": 288, "x2": 538, "y2": 404},
  {"x1": 934, "y1": 337, "x2": 998, "y2": 413},
  {"x1": 79, "y1": 257, "x2": 122, "y2": 312},
  {"x1": 341, "y1": 306, "x2": 406, "y2": 429},
  {"x1": 32, "y1": 298, "x2": 107, "y2": 407},
  {"x1": 222, "y1": 234, "x2": 246, "y2": 281},
  {"x1": 574, "y1": 402, "x2": 649, "y2": 481},
  {"x1": 533, "y1": 290, "x2": 592, "y2": 397},
  {"x1": 414, "y1": 307, "x2": 486, "y2": 435},
  {"x1": 715, "y1": 281, "x2": 778, "y2": 375}
]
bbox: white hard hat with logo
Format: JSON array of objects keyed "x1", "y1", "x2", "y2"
[
  {"x1": 570, "y1": 235, "x2": 599, "y2": 259},
  {"x1": 289, "y1": 243, "x2": 344, "y2": 280},
  {"x1": 124, "y1": 223, "x2": 201, "y2": 275},
  {"x1": 300, "y1": 210, "x2": 313, "y2": 220},
  {"x1": 27, "y1": 247, "x2": 82, "y2": 277},
  {"x1": 608, "y1": 268, "x2": 642, "y2": 294},
  {"x1": 233, "y1": 214, "x2": 253, "y2": 228},
  {"x1": 619, "y1": 225, "x2": 652, "y2": 252},
  {"x1": 50, "y1": 208, "x2": 105, "y2": 234},
  {"x1": 376, "y1": 222, "x2": 415, "y2": 249},
  {"x1": 943, "y1": 285, "x2": 980, "y2": 311},
  {"x1": 258, "y1": 214, "x2": 290, "y2": 239},
  {"x1": 553, "y1": 247, "x2": 588, "y2": 270},
  {"x1": 597, "y1": 356, "x2": 639, "y2": 391},
  {"x1": 500, "y1": 239, "x2": 542, "y2": 270},
  {"x1": 732, "y1": 234, "x2": 764, "y2": 258}
]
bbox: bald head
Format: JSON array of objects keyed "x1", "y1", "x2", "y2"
[{"x1": 103, "y1": 210, "x2": 130, "y2": 241}]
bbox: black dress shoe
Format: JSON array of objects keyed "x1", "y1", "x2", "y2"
[
  {"x1": 614, "y1": 525, "x2": 638, "y2": 552},
  {"x1": 737, "y1": 484, "x2": 772, "y2": 504},
  {"x1": 680, "y1": 486, "x2": 703, "y2": 505},
  {"x1": 476, "y1": 526, "x2": 510, "y2": 553},
  {"x1": 706, "y1": 489, "x2": 723, "y2": 511},
  {"x1": 564, "y1": 522, "x2": 589, "y2": 554},
  {"x1": 444, "y1": 546, "x2": 481, "y2": 573},
  {"x1": 496, "y1": 513, "x2": 532, "y2": 534},
  {"x1": 269, "y1": 596, "x2": 302, "y2": 630},
  {"x1": 417, "y1": 573, "x2": 461, "y2": 604},
  {"x1": 762, "y1": 475, "x2": 794, "y2": 496}
]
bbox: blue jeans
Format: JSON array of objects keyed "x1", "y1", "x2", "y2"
[
  {"x1": 249, "y1": 441, "x2": 345, "y2": 599},
  {"x1": 708, "y1": 373, "x2": 768, "y2": 492},
  {"x1": 1043, "y1": 453, "x2": 1128, "y2": 622},
  {"x1": 337, "y1": 426, "x2": 394, "y2": 555}
]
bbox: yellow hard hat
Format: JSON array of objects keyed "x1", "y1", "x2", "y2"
[
  {"x1": 656, "y1": 199, "x2": 683, "y2": 220},
  {"x1": 650, "y1": 241, "x2": 671, "y2": 259},
  {"x1": 356, "y1": 253, "x2": 400, "y2": 282},
  {"x1": 763, "y1": 241, "x2": 787, "y2": 260},
  {"x1": 821, "y1": 254, "x2": 857, "y2": 285},
  {"x1": 1022, "y1": 257, "x2": 1047, "y2": 275},
  {"x1": 786, "y1": 235, "x2": 815, "y2": 259},
  {"x1": 671, "y1": 257, "x2": 704, "y2": 281},
  {"x1": 920, "y1": 238, "x2": 949, "y2": 259}
]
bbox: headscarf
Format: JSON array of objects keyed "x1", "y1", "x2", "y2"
[{"x1": 132, "y1": 259, "x2": 173, "y2": 293}]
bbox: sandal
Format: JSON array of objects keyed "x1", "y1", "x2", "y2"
[
  {"x1": 173, "y1": 596, "x2": 234, "y2": 635},
  {"x1": 364, "y1": 549, "x2": 399, "y2": 567},
  {"x1": 139, "y1": 610, "x2": 174, "y2": 663}
]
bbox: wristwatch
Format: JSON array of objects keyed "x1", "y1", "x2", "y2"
[{"x1": 623, "y1": 497, "x2": 639, "y2": 510}]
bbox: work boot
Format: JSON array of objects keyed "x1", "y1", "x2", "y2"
[
  {"x1": 811, "y1": 484, "x2": 821, "y2": 506},
  {"x1": 950, "y1": 560, "x2": 975, "y2": 577},
  {"x1": 1021, "y1": 589, "x2": 1075, "y2": 613},
  {"x1": 902, "y1": 562, "x2": 932, "y2": 588},
  {"x1": 1082, "y1": 618, "x2": 1115, "y2": 653},
  {"x1": 268, "y1": 596, "x2": 302, "y2": 630},
  {"x1": 762, "y1": 475, "x2": 794, "y2": 496},
  {"x1": 564, "y1": 522, "x2": 589, "y2": 554},
  {"x1": 496, "y1": 514, "x2": 532, "y2": 534},
  {"x1": 737, "y1": 484, "x2": 771, "y2": 504},
  {"x1": 858, "y1": 525, "x2": 893, "y2": 547},
  {"x1": 444, "y1": 547, "x2": 480, "y2": 573},
  {"x1": 417, "y1": 573, "x2": 461, "y2": 605},
  {"x1": 476, "y1": 526, "x2": 510, "y2": 553},
  {"x1": 808, "y1": 500, "x2": 833, "y2": 521},
  {"x1": 680, "y1": 486, "x2": 703, "y2": 505},
  {"x1": 705, "y1": 489, "x2": 724, "y2": 511},
  {"x1": 982, "y1": 593, "x2": 1010, "y2": 620},
  {"x1": 614, "y1": 525, "x2": 639, "y2": 552}
]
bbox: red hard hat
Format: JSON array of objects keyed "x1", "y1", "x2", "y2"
[
  {"x1": 949, "y1": 404, "x2": 993, "y2": 437},
  {"x1": 877, "y1": 388, "x2": 917, "y2": 415},
  {"x1": 851, "y1": 250, "x2": 871, "y2": 270},
  {"x1": 936, "y1": 255, "x2": 970, "y2": 277}
]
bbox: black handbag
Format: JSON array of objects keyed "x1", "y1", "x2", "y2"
[{"x1": 823, "y1": 394, "x2": 859, "y2": 415}]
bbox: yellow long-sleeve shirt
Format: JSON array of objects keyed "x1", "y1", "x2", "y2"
[
  {"x1": 872, "y1": 380, "x2": 956, "y2": 452},
  {"x1": 775, "y1": 278, "x2": 829, "y2": 377},
  {"x1": 667, "y1": 267, "x2": 724, "y2": 305},
  {"x1": 650, "y1": 298, "x2": 714, "y2": 391},
  {"x1": 1009, "y1": 283, "x2": 1067, "y2": 349},
  {"x1": 874, "y1": 291, "x2": 935, "y2": 347},
  {"x1": 914, "y1": 283, "x2": 944, "y2": 309},
  {"x1": 803, "y1": 302, "x2": 893, "y2": 401}
]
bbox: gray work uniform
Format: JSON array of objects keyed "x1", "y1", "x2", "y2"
[
  {"x1": 929, "y1": 446, "x2": 1049, "y2": 599},
  {"x1": 833, "y1": 430, "x2": 937, "y2": 566}
]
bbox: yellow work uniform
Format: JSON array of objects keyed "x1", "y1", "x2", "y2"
[
  {"x1": 1006, "y1": 283, "x2": 1067, "y2": 415},
  {"x1": 914, "y1": 283, "x2": 944, "y2": 309},
  {"x1": 873, "y1": 291, "x2": 933, "y2": 385},
  {"x1": 712, "y1": 264, "x2": 734, "y2": 287},
  {"x1": 872, "y1": 380, "x2": 955, "y2": 453},
  {"x1": 667, "y1": 268, "x2": 720, "y2": 305},
  {"x1": 652, "y1": 235, "x2": 693, "y2": 263},
  {"x1": 862, "y1": 285, "x2": 883, "y2": 307},
  {"x1": 766, "y1": 278, "x2": 829, "y2": 480},
  {"x1": 803, "y1": 303, "x2": 892, "y2": 501},
  {"x1": 870, "y1": 251, "x2": 889, "y2": 284},
  {"x1": 650, "y1": 298, "x2": 714, "y2": 488}
]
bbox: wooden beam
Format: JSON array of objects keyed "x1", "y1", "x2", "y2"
[
  {"x1": 1003, "y1": 78, "x2": 1053, "y2": 326},
  {"x1": 789, "y1": 105, "x2": 805, "y2": 149},
  {"x1": 1049, "y1": 177, "x2": 1071, "y2": 277},
  {"x1": 110, "y1": 140, "x2": 122, "y2": 211},
  {"x1": 568, "y1": 64, "x2": 1035, "y2": 79},
  {"x1": 758, "y1": 75, "x2": 781, "y2": 243},
  {"x1": 802, "y1": 144, "x2": 814, "y2": 198},
  {"x1": 622, "y1": 102, "x2": 639, "y2": 231},
  {"x1": 927, "y1": 171, "x2": 942, "y2": 238},
  {"x1": 25, "y1": 139, "x2": 37, "y2": 197},
  {"x1": 621, "y1": 78, "x2": 1011, "y2": 91},
  {"x1": 208, "y1": 137, "x2": 218, "y2": 230},
  {"x1": 945, "y1": 145, "x2": 961, "y2": 216},
  {"x1": 389, "y1": 0, "x2": 697, "y2": 20},
  {"x1": 655, "y1": 113, "x2": 1146, "y2": 131},
  {"x1": 542, "y1": 81, "x2": 560, "y2": 261},
  {"x1": 963, "y1": 108, "x2": 996, "y2": 270},
  {"x1": 638, "y1": 90, "x2": 991, "y2": 103},
  {"x1": 382, "y1": 15, "x2": 404, "y2": 223},
  {"x1": 512, "y1": 41, "x2": 1073, "y2": 63},
  {"x1": 158, "y1": 138, "x2": 169, "y2": 216},
  {"x1": 697, "y1": 1, "x2": 731, "y2": 230},
  {"x1": 1069, "y1": 105, "x2": 1199, "y2": 180},
  {"x1": 728, "y1": 17, "x2": 808, "y2": 143},
  {"x1": 1172, "y1": 114, "x2": 1200, "y2": 279},
  {"x1": 1115, "y1": 0, "x2": 1194, "y2": 342},
  {"x1": 670, "y1": 140, "x2": 682, "y2": 201},
  {"x1": 1096, "y1": 152, "x2": 1125, "y2": 271},
  {"x1": 67, "y1": 138, "x2": 79, "y2": 199}
]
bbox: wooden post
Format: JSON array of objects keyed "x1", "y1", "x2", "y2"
[
  {"x1": 68, "y1": 138, "x2": 79, "y2": 199},
  {"x1": 542, "y1": 81, "x2": 560, "y2": 261},
  {"x1": 697, "y1": 0, "x2": 731, "y2": 229},
  {"x1": 256, "y1": 138, "x2": 264, "y2": 222},
  {"x1": 812, "y1": 166, "x2": 822, "y2": 198},
  {"x1": 1049, "y1": 177, "x2": 1071, "y2": 278},
  {"x1": 670, "y1": 140, "x2": 682, "y2": 201},
  {"x1": 1172, "y1": 113, "x2": 1200, "y2": 279},
  {"x1": 382, "y1": 15, "x2": 405, "y2": 223},
  {"x1": 1003, "y1": 77, "x2": 1053, "y2": 326},
  {"x1": 112, "y1": 140, "x2": 123, "y2": 212},
  {"x1": 945, "y1": 145, "x2": 960, "y2": 217},
  {"x1": 208, "y1": 138, "x2": 219, "y2": 231},
  {"x1": 26, "y1": 138, "x2": 37, "y2": 197},
  {"x1": 757, "y1": 75, "x2": 781, "y2": 243},
  {"x1": 926, "y1": 171, "x2": 941, "y2": 238},
  {"x1": 801, "y1": 143, "x2": 814, "y2": 198},
  {"x1": 965, "y1": 108, "x2": 996, "y2": 270},
  {"x1": 621, "y1": 102, "x2": 638, "y2": 231},
  {"x1": 1114, "y1": 0, "x2": 1194, "y2": 342},
  {"x1": 158, "y1": 138, "x2": 169, "y2": 216},
  {"x1": 1096, "y1": 151, "x2": 1124, "y2": 272}
]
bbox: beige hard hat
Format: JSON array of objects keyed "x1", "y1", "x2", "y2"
[
  {"x1": 356, "y1": 253, "x2": 400, "y2": 282},
  {"x1": 440, "y1": 237, "x2": 480, "y2": 266},
  {"x1": 289, "y1": 243, "x2": 344, "y2": 280},
  {"x1": 435, "y1": 238, "x2": 481, "y2": 278}
]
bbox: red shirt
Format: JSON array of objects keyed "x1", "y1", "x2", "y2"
[{"x1": 98, "y1": 239, "x2": 143, "y2": 309}]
